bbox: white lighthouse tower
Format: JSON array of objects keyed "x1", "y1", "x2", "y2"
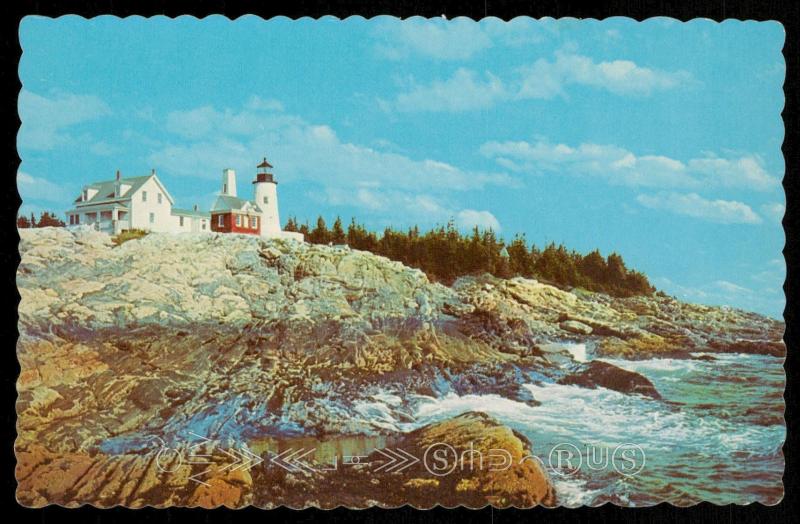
[{"x1": 253, "y1": 157, "x2": 281, "y2": 237}]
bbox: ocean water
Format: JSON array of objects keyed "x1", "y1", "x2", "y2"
[
  {"x1": 410, "y1": 352, "x2": 785, "y2": 506},
  {"x1": 97, "y1": 343, "x2": 784, "y2": 507}
]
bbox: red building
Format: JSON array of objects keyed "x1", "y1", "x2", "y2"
[
  {"x1": 210, "y1": 198, "x2": 262, "y2": 235},
  {"x1": 210, "y1": 167, "x2": 264, "y2": 236}
]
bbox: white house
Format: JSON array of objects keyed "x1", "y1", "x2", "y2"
[
  {"x1": 66, "y1": 158, "x2": 303, "y2": 241},
  {"x1": 66, "y1": 170, "x2": 209, "y2": 235}
]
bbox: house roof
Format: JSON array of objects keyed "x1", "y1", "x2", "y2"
[
  {"x1": 172, "y1": 208, "x2": 209, "y2": 218},
  {"x1": 211, "y1": 195, "x2": 263, "y2": 214},
  {"x1": 75, "y1": 174, "x2": 175, "y2": 207}
]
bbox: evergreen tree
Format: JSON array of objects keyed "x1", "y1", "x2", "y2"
[
  {"x1": 347, "y1": 218, "x2": 359, "y2": 246},
  {"x1": 298, "y1": 221, "x2": 311, "y2": 239},
  {"x1": 331, "y1": 216, "x2": 346, "y2": 244},
  {"x1": 35, "y1": 212, "x2": 65, "y2": 228},
  {"x1": 284, "y1": 217, "x2": 298, "y2": 232},
  {"x1": 310, "y1": 216, "x2": 329, "y2": 244},
  {"x1": 606, "y1": 253, "x2": 627, "y2": 292},
  {"x1": 304, "y1": 217, "x2": 654, "y2": 297},
  {"x1": 507, "y1": 234, "x2": 532, "y2": 277},
  {"x1": 580, "y1": 250, "x2": 608, "y2": 289}
]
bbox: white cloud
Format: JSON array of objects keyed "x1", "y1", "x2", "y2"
[
  {"x1": 714, "y1": 280, "x2": 751, "y2": 294},
  {"x1": 244, "y1": 95, "x2": 284, "y2": 112},
  {"x1": 518, "y1": 51, "x2": 693, "y2": 98},
  {"x1": 372, "y1": 18, "x2": 558, "y2": 62},
  {"x1": 149, "y1": 138, "x2": 251, "y2": 178},
  {"x1": 164, "y1": 101, "x2": 290, "y2": 140},
  {"x1": 636, "y1": 192, "x2": 762, "y2": 224},
  {"x1": 149, "y1": 100, "x2": 514, "y2": 226},
  {"x1": 480, "y1": 138, "x2": 778, "y2": 191},
  {"x1": 165, "y1": 106, "x2": 218, "y2": 139},
  {"x1": 313, "y1": 185, "x2": 500, "y2": 230},
  {"x1": 18, "y1": 90, "x2": 111, "y2": 150},
  {"x1": 654, "y1": 275, "x2": 783, "y2": 318},
  {"x1": 752, "y1": 257, "x2": 786, "y2": 286},
  {"x1": 373, "y1": 18, "x2": 493, "y2": 61},
  {"x1": 392, "y1": 69, "x2": 507, "y2": 112},
  {"x1": 386, "y1": 50, "x2": 693, "y2": 113},
  {"x1": 89, "y1": 140, "x2": 117, "y2": 156},
  {"x1": 153, "y1": 103, "x2": 513, "y2": 191},
  {"x1": 456, "y1": 209, "x2": 501, "y2": 231},
  {"x1": 688, "y1": 156, "x2": 779, "y2": 191},
  {"x1": 761, "y1": 202, "x2": 785, "y2": 222},
  {"x1": 17, "y1": 171, "x2": 67, "y2": 202}
]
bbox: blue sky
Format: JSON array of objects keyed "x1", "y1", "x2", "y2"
[{"x1": 18, "y1": 16, "x2": 786, "y2": 317}]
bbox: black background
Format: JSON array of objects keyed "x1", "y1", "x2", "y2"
[{"x1": 1, "y1": 1, "x2": 797, "y2": 522}]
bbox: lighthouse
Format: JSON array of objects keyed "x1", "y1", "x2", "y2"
[
  {"x1": 209, "y1": 156, "x2": 303, "y2": 241},
  {"x1": 253, "y1": 157, "x2": 281, "y2": 237}
]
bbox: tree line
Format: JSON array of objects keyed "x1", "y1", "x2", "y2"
[
  {"x1": 284, "y1": 216, "x2": 655, "y2": 297},
  {"x1": 17, "y1": 212, "x2": 65, "y2": 228}
]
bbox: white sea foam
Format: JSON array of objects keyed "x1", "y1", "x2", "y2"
[
  {"x1": 551, "y1": 478, "x2": 600, "y2": 507},
  {"x1": 354, "y1": 354, "x2": 783, "y2": 505},
  {"x1": 409, "y1": 381, "x2": 781, "y2": 456},
  {"x1": 353, "y1": 400, "x2": 401, "y2": 431},
  {"x1": 414, "y1": 392, "x2": 537, "y2": 422},
  {"x1": 562, "y1": 342, "x2": 588, "y2": 363},
  {"x1": 598, "y1": 357, "x2": 698, "y2": 375},
  {"x1": 370, "y1": 392, "x2": 403, "y2": 406}
]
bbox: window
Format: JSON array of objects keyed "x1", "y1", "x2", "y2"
[
  {"x1": 263, "y1": 196, "x2": 269, "y2": 204},
  {"x1": 142, "y1": 191, "x2": 147, "y2": 202},
  {"x1": 244, "y1": 216, "x2": 249, "y2": 228},
  {"x1": 149, "y1": 213, "x2": 155, "y2": 224},
  {"x1": 236, "y1": 215, "x2": 241, "y2": 227},
  {"x1": 202, "y1": 221, "x2": 207, "y2": 230},
  {"x1": 179, "y1": 216, "x2": 184, "y2": 227},
  {"x1": 75, "y1": 215, "x2": 80, "y2": 224},
  {"x1": 253, "y1": 217, "x2": 258, "y2": 229},
  {"x1": 69, "y1": 215, "x2": 74, "y2": 225},
  {"x1": 218, "y1": 215, "x2": 224, "y2": 227},
  {"x1": 82, "y1": 190, "x2": 88, "y2": 201},
  {"x1": 223, "y1": 183, "x2": 227, "y2": 194},
  {"x1": 158, "y1": 193, "x2": 163, "y2": 204}
]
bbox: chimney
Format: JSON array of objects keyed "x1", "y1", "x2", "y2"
[
  {"x1": 193, "y1": 204, "x2": 198, "y2": 212},
  {"x1": 116, "y1": 170, "x2": 121, "y2": 181},
  {"x1": 222, "y1": 168, "x2": 237, "y2": 197},
  {"x1": 151, "y1": 169, "x2": 156, "y2": 176}
]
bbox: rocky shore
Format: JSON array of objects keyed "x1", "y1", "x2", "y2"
[{"x1": 16, "y1": 227, "x2": 784, "y2": 507}]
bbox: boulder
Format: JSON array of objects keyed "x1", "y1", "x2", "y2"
[
  {"x1": 251, "y1": 412, "x2": 556, "y2": 508},
  {"x1": 559, "y1": 360, "x2": 662, "y2": 399},
  {"x1": 559, "y1": 320, "x2": 593, "y2": 335}
]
